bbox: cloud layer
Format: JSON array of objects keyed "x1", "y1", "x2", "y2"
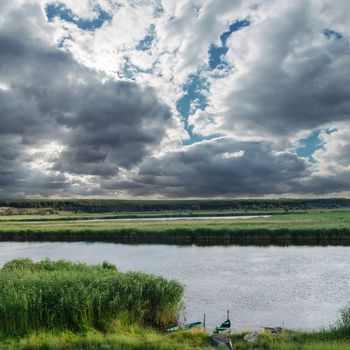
[
  {"x1": 0, "y1": 0, "x2": 349, "y2": 198},
  {"x1": 103, "y1": 138, "x2": 310, "y2": 197}
]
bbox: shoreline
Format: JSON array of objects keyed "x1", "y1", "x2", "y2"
[{"x1": 1, "y1": 227, "x2": 350, "y2": 245}]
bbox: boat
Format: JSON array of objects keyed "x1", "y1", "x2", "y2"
[
  {"x1": 166, "y1": 321, "x2": 203, "y2": 333},
  {"x1": 243, "y1": 332, "x2": 258, "y2": 342},
  {"x1": 214, "y1": 310, "x2": 231, "y2": 334},
  {"x1": 214, "y1": 319, "x2": 231, "y2": 334},
  {"x1": 211, "y1": 334, "x2": 233, "y2": 349}
]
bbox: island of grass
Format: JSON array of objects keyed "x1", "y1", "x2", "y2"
[
  {"x1": 1, "y1": 209, "x2": 350, "y2": 245},
  {"x1": 1, "y1": 259, "x2": 350, "y2": 350}
]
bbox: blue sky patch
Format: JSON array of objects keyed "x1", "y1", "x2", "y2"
[
  {"x1": 120, "y1": 57, "x2": 155, "y2": 80},
  {"x1": 137, "y1": 24, "x2": 155, "y2": 51},
  {"x1": 296, "y1": 128, "x2": 337, "y2": 162},
  {"x1": 46, "y1": 3, "x2": 111, "y2": 31},
  {"x1": 176, "y1": 72, "x2": 208, "y2": 134},
  {"x1": 176, "y1": 73, "x2": 222, "y2": 145},
  {"x1": 208, "y1": 45, "x2": 228, "y2": 70},
  {"x1": 221, "y1": 19, "x2": 251, "y2": 46},
  {"x1": 154, "y1": 1, "x2": 164, "y2": 17},
  {"x1": 209, "y1": 19, "x2": 250, "y2": 70},
  {"x1": 323, "y1": 28, "x2": 342, "y2": 40},
  {"x1": 178, "y1": 19, "x2": 251, "y2": 144}
]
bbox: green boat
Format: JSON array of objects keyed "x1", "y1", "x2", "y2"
[
  {"x1": 214, "y1": 311, "x2": 231, "y2": 335},
  {"x1": 166, "y1": 321, "x2": 203, "y2": 333}
]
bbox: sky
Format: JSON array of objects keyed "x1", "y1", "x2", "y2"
[{"x1": 0, "y1": 0, "x2": 349, "y2": 199}]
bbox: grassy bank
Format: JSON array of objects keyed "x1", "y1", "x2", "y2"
[
  {"x1": 2, "y1": 328, "x2": 350, "y2": 350},
  {"x1": 1, "y1": 321, "x2": 350, "y2": 350},
  {"x1": 0, "y1": 325, "x2": 213, "y2": 350},
  {"x1": 0, "y1": 210, "x2": 350, "y2": 245}
]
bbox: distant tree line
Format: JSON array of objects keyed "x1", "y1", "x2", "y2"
[{"x1": 0, "y1": 198, "x2": 350, "y2": 213}]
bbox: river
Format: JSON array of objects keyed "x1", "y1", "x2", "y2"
[
  {"x1": 20, "y1": 214, "x2": 270, "y2": 223},
  {"x1": 0, "y1": 242, "x2": 349, "y2": 332}
]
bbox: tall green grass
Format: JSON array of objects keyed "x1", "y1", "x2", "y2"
[
  {"x1": 0, "y1": 259, "x2": 183, "y2": 335},
  {"x1": 0, "y1": 325, "x2": 213, "y2": 350}
]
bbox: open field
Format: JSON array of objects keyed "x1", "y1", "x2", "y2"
[{"x1": 0, "y1": 209, "x2": 350, "y2": 245}]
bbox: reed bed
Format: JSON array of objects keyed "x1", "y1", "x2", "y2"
[
  {"x1": 0, "y1": 259, "x2": 183, "y2": 335},
  {"x1": 0, "y1": 226, "x2": 350, "y2": 245}
]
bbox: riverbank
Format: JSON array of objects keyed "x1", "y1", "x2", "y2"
[
  {"x1": 0, "y1": 210, "x2": 350, "y2": 245},
  {"x1": 1, "y1": 227, "x2": 350, "y2": 245},
  {"x1": 2, "y1": 325, "x2": 350, "y2": 349}
]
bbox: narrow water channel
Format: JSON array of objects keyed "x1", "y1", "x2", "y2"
[
  {"x1": 20, "y1": 214, "x2": 270, "y2": 223},
  {"x1": 1, "y1": 242, "x2": 349, "y2": 332}
]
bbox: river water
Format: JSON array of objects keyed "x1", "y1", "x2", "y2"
[
  {"x1": 1, "y1": 242, "x2": 349, "y2": 332},
  {"x1": 20, "y1": 214, "x2": 270, "y2": 223}
]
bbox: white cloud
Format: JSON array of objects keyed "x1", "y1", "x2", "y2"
[
  {"x1": 221, "y1": 150, "x2": 245, "y2": 159},
  {"x1": 313, "y1": 124, "x2": 350, "y2": 176},
  {"x1": 0, "y1": 82, "x2": 10, "y2": 91}
]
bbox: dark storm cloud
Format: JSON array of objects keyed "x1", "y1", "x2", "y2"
[
  {"x1": 0, "y1": 1, "x2": 171, "y2": 197},
  {"x1": 301, "y1": 174, "x2": 350, "y2": 195},
  {"x1": 102, "y1": 138, "x2": 311, "y2": 197},
  {"x1": 54, "y1": 80, "x2": 170, "y2": 176}
]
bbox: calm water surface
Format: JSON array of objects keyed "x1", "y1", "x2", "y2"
[
  {"x1": 22, "y1": 215, "x2": 270, "y2": 223},
  {"x1": 0, "y1": 242, "x2": 349, "y2": 331}
]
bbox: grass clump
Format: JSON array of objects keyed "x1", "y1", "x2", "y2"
[{"x1": 0, "y1": 259, "x2": 183, "y2": 335}]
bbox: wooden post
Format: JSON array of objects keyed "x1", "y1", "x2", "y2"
[
  {"x1": 227, "y1": 309, "x2": 230, "y2": 320},
  {"x1": 203, "y1": 313, "x2": 206, "y2": 331}
]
